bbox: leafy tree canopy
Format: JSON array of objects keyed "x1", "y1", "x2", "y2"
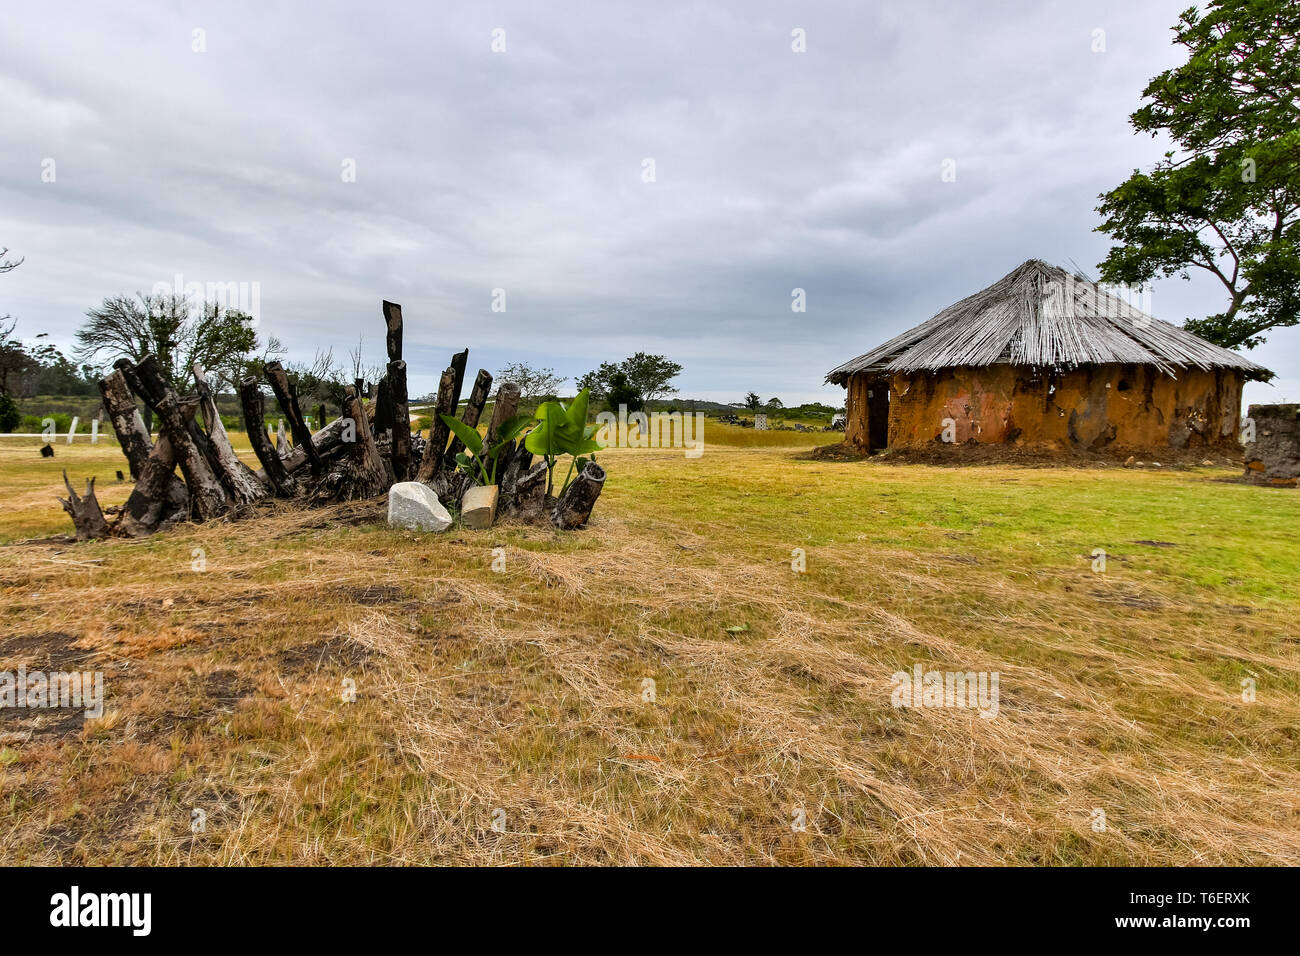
[
  {"x1": 1096, "y1": 0, "x2": 1300, "y2": 351},
  {"x1": 577, "y1": 353, "x2": 682, "y2": 409},
  {"x1": 75, "y1": 293, "x2": 280, "y2": 393}
]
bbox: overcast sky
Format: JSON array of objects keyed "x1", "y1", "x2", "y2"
[{"x1": 2, "y1": 0, "x2": 1295, "y2": 407}]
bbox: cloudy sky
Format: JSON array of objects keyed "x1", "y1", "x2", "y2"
[{"x1": 2, "y1": 0, "x2": 1295, "y2": 407}]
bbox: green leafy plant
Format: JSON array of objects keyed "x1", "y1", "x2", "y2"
[
  {"x1": 440, "y1": 412, "x2": 533, "y2": 486},
  {"x1": 524, "y1": 388, "x2": 604, "y2": 495}
]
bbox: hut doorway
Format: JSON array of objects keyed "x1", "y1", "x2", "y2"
[{"x1": 867, "y1": 375, "x2": 889, "y2": 452}]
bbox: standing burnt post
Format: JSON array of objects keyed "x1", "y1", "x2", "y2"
[
  {"x1": 265, "y1": 361, "x2": 321, "y2": 476},
  {"x1": 118, "y1": 404, "x2": 193, "y2": 537},
  {"x1": 449, "y1": 349, "x2": 468, "y2": 413},
  {"x1": 114, "y1": 357, "x2": 154, "y2": 436},
  {"x1": 388, "y1": 359, "x2": 412, "y2": 480},
  {"x1": 239, "y1": 379, "x2": 297, "y2": 497},
  {"x1": 417, "y1": 365, "x2": 458, "y2": 482},
  {"x1": 314, "y1": 386, "x2": 389, "y2": 501},
  {"x1": 381, "y1": 298, "x2": 410, "y2": 478},
  {"x1": 373, "y1": 377, "x2": 394, "y2": 440},
  {"x1": 98, "y1": 369, "x2": 152, "y2": 479}
]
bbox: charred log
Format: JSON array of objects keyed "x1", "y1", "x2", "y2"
[
  {"x1": 416, "y1": 366, "x2": 458, "y2": 482},
  {"x1": 265, "y1": 361, "x2": 321, "y2": 476},
  {"x1": 388, "y1": 359, "x2": 412, "y2": 481},
  {"x1": 551, "y1": 461, "x2": 607, "y2": 529},
  {"x1": 98, "y1": 369, "x2": 152, "y2": 479},
  {"x1": 240, "y1": 380, "x2": 297, "y2": 497}
]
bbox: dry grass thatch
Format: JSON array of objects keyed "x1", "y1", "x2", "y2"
[{"x1": 826, "y1": 259, "x2": 1271, "y2": 384}]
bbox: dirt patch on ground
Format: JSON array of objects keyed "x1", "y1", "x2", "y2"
[
  {"x1": 341, "y1": 584, "x2": 408, "y2": 606},
  {"x1": 275, "y1": 636, "x2": 375, "y2": 675},
  {"x1": 0, "y1": 708, "x2": 86, "y2": 741},
  {"x1": 0, "y1": 631, "x2": 95, "y2": 670},
  {"x1": 201, "y1": 668, "x2": 258, "y2": 705}
]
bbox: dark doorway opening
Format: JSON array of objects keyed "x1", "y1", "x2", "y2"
[{"x1": 867, "y1": 375, "x2": 890, "y2": 452}]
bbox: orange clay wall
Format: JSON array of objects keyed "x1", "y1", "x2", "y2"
[{"x1": 871, "y1": 364, "x2": 1244, "y2": 452}]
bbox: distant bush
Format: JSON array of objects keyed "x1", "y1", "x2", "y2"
[
  {"x1": 0, "y1": 393, "x2": 20, "y2": 432},
  {"x1": 20, "y1": 412, "x2": 74, "y2": 433}
]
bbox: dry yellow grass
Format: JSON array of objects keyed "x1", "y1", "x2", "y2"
[{"x1": 0, "y1": 434, "x2": 1297, "y2": 864}]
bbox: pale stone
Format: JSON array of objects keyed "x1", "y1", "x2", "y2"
[
  {"x1": 461, "y1": 485, "x2": 499, "y2": 530},
  {"x1": 387, "y1": 482, "x2": 452, "y2": 532}
]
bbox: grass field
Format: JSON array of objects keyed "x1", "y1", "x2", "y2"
[{"x1": 1, "y1": 431, "x2": 1298, "y2": 865}]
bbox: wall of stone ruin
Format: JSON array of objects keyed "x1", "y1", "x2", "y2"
[{"x1": 1243, "y1": 404, "x2": 1300, "y2": 487}]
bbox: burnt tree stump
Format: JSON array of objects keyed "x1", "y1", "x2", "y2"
[
  {"x1": 98, "y1": 369, "x2": 152, "y2": 479},
  {"x1": 265, "y1": 361, "x2": 321, "y2": 476},
  {"x1": 388, "y1": 359, "x2": 412, "y2": 481},
  {"x1": 240, "y1": 380, "x2": 297, "y2": 497},
  {"x1": 551, "y1": 461, "x2": 606, "y2": 529},
  {"x1": 417, "y1": 366, "x2": 458, "y2": 482},
  {"x1": 58, "y1": 471, "x2": 109, "y2": 541}
]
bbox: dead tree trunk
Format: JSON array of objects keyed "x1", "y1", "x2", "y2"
[
  {"x1": 114, "y1": 358, "x2": 154, "y2": 436},
  {"x1": 194, "y1": 363, "x2": 268, "y2": 504},
  {"x1": 313, "y1": 387, "x2": 389, "y2": 501},
  {"x1": 134, "y1": 355, "x2": 229, "y2": 520},
  {"x1": 499, "y1": 442, "x2": 535, "y2": 506},
  {"x1": 417, "y1": 366, "x2": 458, "y2": 482},
  {"x1": 118, "y1": 404, "x2": 193, "y2": 538},
  {"x1": 98, "y1": 369, "x2": 152, "y2": 479},
  {"x1": 485, "y1": 382, "x2": 521, "y2": 449},
  {"x1": 388, "y1": 359, "x2": 412, "y2": 481},
  {"x1": 265, "y1": 361, "x2": 321, "y2": 476},
  {"x1": 382, "y1": 300, "x2": 403, "y2": 363},
  {"x1": 374, "y1": 376, "x2": 393, "y2": 440},
  {"x1": 449, "y1": 349, "x2": 468, "y2": 412},
  {"x1": 445, "y1": 369, "x2": 492, "y2": 467},
  {"x1": 240, "y1": 380, "x2": 297, "y2": 497},
  {"x1": 509, "y1": 460, "x2": 549, "y2": 522},
  {"x1": 58, "y1": 471, "x2": 109, "y2": 541},
  {"x1": 551, "y1": 461, "x2": 607, "y2": 529}
]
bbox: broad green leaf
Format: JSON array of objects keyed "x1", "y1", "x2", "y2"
[{"x1": 441, "y1": 414, "x2": 484, "y2": 456}]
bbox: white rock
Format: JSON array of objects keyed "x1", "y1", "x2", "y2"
[{"x1": 387, "y1": 482, "x2": 452, "y2": 532}]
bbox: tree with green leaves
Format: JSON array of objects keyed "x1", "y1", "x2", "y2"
[
  {"x1": 577, "y1": 353, "x2": 682, "y2": 409},
  {"x1": 75, "y1": 293, "x2": 279, "y2": 393},
  {"x1": 1096, "y1": 0, "x2": 1300, "y2": 351},
  {"x1": 495, "y1": 361, "x2": 566, "y2": 401},
  {"x1": 743, "y1": 391, "x2": 762, "y2": 411}
]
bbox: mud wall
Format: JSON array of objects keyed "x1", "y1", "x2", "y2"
[{"x1": 860, "y1": 363, "x2": 1244, "y2": 452}]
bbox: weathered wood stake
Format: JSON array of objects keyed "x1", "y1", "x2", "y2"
[
  {"x1": 417, "y1": 366, "x2": 458, "y2": 482},
  {"x1": 240, "y1": 380, "x2": 297, "y2": 497},
  {"x1": 265, "y1": 361, "x2": 321, "y2": 476},
  {"x1": 98, "y1": 369, "x2": 152, "y2": 479},
  {"x1": 551, "y1": 461, "x2": 607, "y2": 529}
]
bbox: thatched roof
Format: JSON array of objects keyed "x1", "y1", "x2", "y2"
[{"x1": 826, "y1": 259, "x2": 1270, "y2": 384}]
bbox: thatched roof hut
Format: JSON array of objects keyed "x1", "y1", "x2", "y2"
[{"x1": 826, "y1": 259, "x2": 1270, "y2": 454}]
